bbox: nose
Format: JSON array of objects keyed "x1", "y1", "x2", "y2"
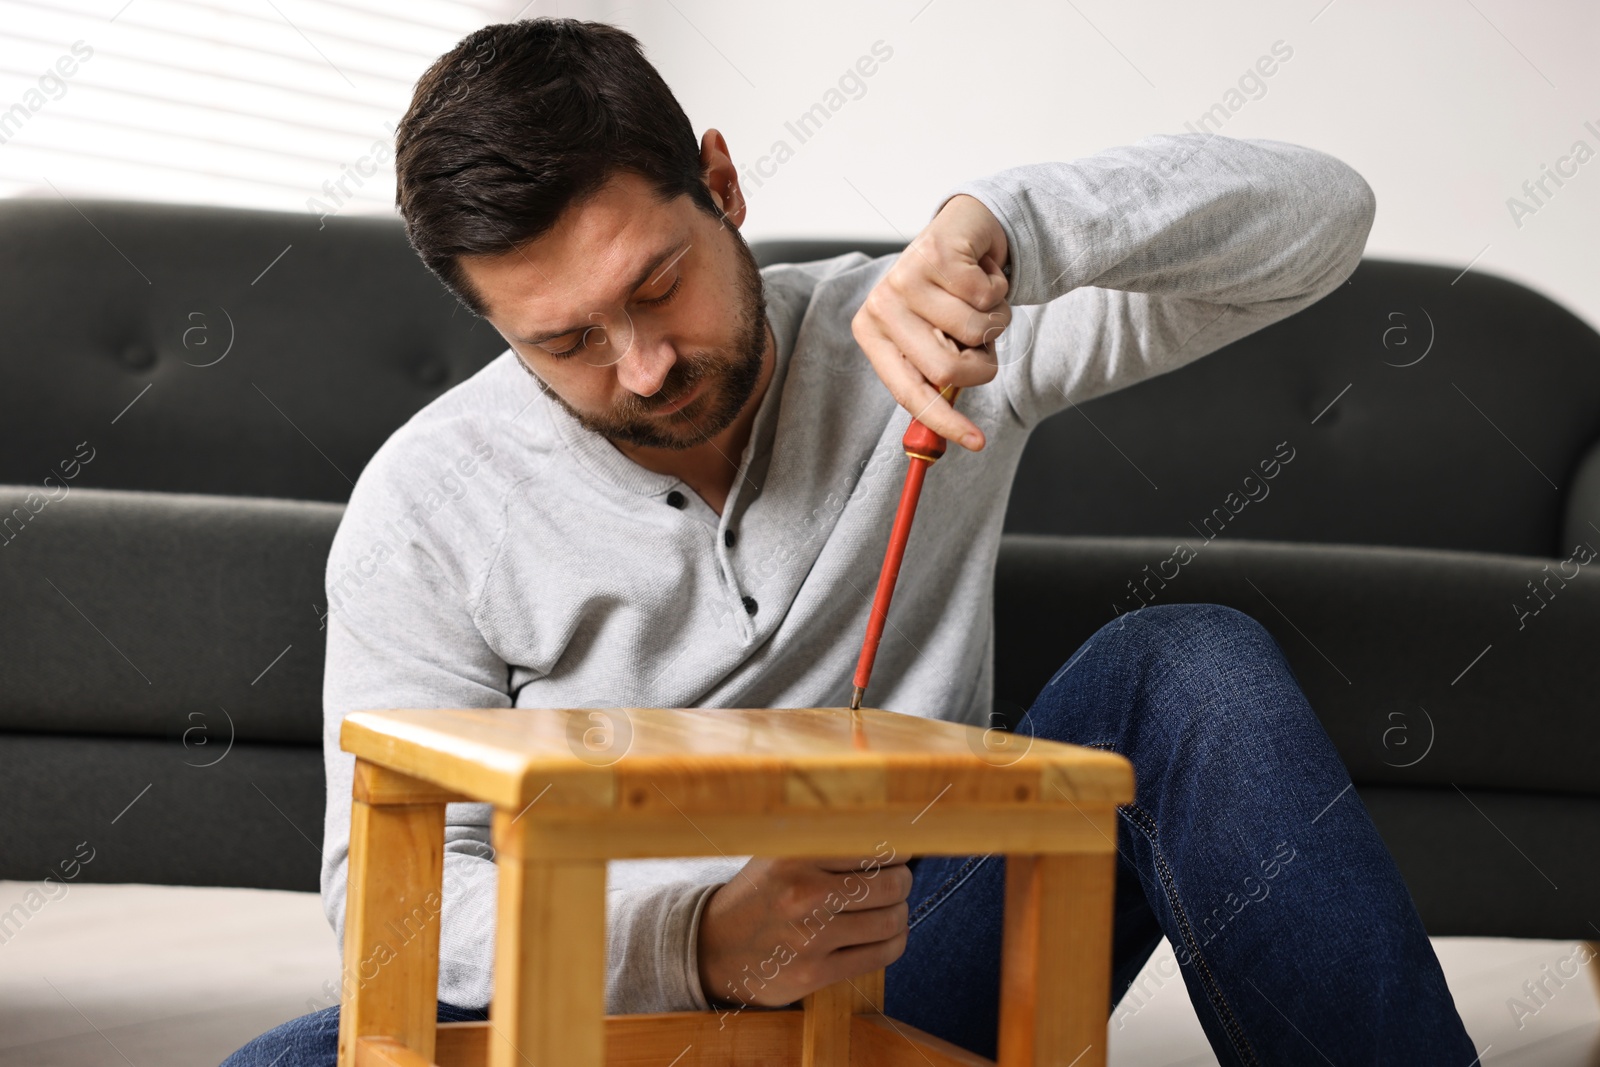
[{"x1": 612, "y1": 324, "x2": 679, "y2": 399}]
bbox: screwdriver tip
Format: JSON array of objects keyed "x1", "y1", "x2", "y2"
[{"x1": 849, "y1": 686, "x2": 865, "y2": 711}]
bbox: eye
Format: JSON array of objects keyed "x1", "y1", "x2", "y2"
[
  {"x1": 639, "y1": 275, "x2": 682, "y2": 307},
  {"x1": 539, "y1": 273, "x2": 681, "y2": 359},
  {"x1": 545, "y1": 334, "x2": 587, "y2": 359},
  {"x1": 544, "y1": 322, "x2": 609, "y2": 359}
]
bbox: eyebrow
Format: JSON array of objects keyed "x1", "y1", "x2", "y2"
[{"x1": 514, "y1": 239, "x2": 690, "y2": 346}]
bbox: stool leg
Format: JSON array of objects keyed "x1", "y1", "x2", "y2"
[
  {"x1": 489, "y1": 809, "x2": 606, "y2": 1067},
  {"x1": 803, "y1": 967, "x2": 883, "y2": 1065},
  {"x1": 337, "y1": 762, "x2": 447, "y2": 1066},
  {"x1": 996, "y1": 852, "x2": 1116, "y2": 1067}
]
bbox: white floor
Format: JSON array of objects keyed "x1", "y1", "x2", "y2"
[{"x1": 0, "y1": 880, "x2": 1595, "y2": 1066}]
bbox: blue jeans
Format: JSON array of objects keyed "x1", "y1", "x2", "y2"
[
  {"x1": 884, "y1": 602, "x2": 1477, "y2": 1063},
  {"x1": 222, "y1": 604, "x2": 1477, "y2": 1066}
]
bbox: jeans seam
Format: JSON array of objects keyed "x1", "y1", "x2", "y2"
[
  {"x1": 1121, "y1": 799, "x2": 1262, "y2": 1067},
  {"x1": 907, "y1": 853, "x2": 994, "y2": 929},
  {"x1": 1077, "y1": 739, "x2": 1260, "y2": 1061}
]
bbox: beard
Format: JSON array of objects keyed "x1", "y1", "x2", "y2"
[{"x1": 521, "y1": 219, "x2": 770, "y2": 451}]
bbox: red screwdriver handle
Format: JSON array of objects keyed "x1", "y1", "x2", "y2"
[{"x1": 901, "y1": 384, "x2": 963, "y2": 459}]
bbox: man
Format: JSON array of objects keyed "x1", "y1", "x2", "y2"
[{"x1": 224, "y1": 16, "x2": 1481, "y2": 1066}]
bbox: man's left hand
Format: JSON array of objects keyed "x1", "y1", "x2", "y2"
[{"x1": 850, "y1": 193, "x2": 1010, "y2": 452}]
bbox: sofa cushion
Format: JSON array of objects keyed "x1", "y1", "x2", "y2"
[
  {"x1": 0, "y1": 486, "x2": 337, "y2": 743},
  {"x1": 994, "y1": 533, "x2": 1600, "y2": 797},
  {"x1": 8, "y1": 484, "x2": 1596, "y2": 793}
]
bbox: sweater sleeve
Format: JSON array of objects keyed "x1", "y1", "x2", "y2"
[
  {"x1": 319, "y1": 477, "x2": 509, "y2": 1010},
  {"x1": 319, "y1": 443, "x2": 727, "y2": 1014},
  {"x1": 931, "y1": 131, "x2": 1377, "y2": 431}
]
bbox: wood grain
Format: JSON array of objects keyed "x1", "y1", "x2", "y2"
[
  {"x1": 434, "y1": 1012, "x2": 807, "y2": 1066},
  {"x1": 431, "y1": 1009, "x2": 992, "y2": 1067},
  {"x1": 336, "y1": 773, "x2": 445, "y2": 1067},
  {"x1": 800, "y1": 968, "x2": 883, "y2": 1065},
  {"x1": 488, "y1": 810, "x2": 606, "y2": 1067},
  {"x1": 506, "y1": 803, "x2": 1118, "y2": 861},
  {"x1": 336, "y1": 707, "x2": 1134, "y2": 1067},
  {"x1": 997, "y1": 853, "x2": 1117, "y2": 1067},
  {"x1": 851, "y1": 1014, "x2": 997, "y2": 1065},
  {"x1": 340, "y1": 707, "x2": 1134, "y2": 813}
]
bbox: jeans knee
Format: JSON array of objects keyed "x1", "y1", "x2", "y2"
[
  {"x1": 1123, "y1": 600, "x2": 1262, "y2": 634},
  {"x1": 1110, "y1": 602, "x2": 1279, "y2": 666},
  {"x1": 1033, "y1": 602, "x2": 1300, "y2": 754},
  {"x1": 1095, "y1": 602, "x2": 1301, "y2": 732},
  {"x1": 1044, "y1": 603, "x2": 1248, "y2": 694}
]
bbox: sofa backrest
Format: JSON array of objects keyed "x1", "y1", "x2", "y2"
[
  {"x1": 0, "y1": 198, "x2": 506, "y2": 504},
  {"x1": 6, "y1": 203, "x2": 1598, "y2": 557}
]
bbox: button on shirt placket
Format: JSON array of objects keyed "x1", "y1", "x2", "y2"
[
  {"x1": 664, "y1": 487, "x2": 756, "y2": 642},
  {"x1": 723, "y1": 516, "x2": 756, "y2": 639},
  {"x1": 715, "y1": 516, "x2": 758, "y2": 636}
]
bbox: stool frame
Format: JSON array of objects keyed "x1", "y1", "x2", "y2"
[{"x1": 333, "y1": 706, "x2": 1135, "y2": 1067}]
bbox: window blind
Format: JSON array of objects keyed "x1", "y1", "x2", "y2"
[{"x1": 0, "y1": 0, "x2": 552, "y2": 216}]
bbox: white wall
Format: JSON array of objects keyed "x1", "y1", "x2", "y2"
[
  {"x1": 599, "y1": 0, "x2": 1600, "y2": 331},
  {"x1": 7, "y1": 1, "x2": 1593, "y2": 330}
]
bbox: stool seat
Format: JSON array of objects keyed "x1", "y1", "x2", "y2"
[{"x1": 335, "y1": 706, "x2": 1134, "y2": 1067}]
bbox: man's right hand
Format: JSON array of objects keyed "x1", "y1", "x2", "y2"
[{"x1": 696, "y1": 848, "x2": 911, "y2": 1008}]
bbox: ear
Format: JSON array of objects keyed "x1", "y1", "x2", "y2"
[{"x1": 699, "y1": 128, "x2": 747, "y2": 228}]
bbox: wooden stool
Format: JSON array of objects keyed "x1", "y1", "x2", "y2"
[{"x1": 335, "y1": 706, "x2": 1134, "y2": 1067}]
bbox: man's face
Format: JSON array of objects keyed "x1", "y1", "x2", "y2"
[{"x1": 461, "y1": 169, "x2": 769, "y2": 451}]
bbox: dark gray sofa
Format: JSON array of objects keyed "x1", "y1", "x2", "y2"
[{"x1": 2, "y1": 201, "x2": 1598, "y2": 946}]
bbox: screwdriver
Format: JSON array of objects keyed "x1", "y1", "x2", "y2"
[{"x1": 849, "y1": 382, "x2": 963, "y2": 711}]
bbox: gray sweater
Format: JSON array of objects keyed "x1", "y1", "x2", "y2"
[{"x1": 319, "y1": 131, "x2": 1376, "y2": 1014}]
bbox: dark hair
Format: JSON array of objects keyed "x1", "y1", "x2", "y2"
[{"x1": 394, "y1": 18, "x2": 720, "y2": 317}]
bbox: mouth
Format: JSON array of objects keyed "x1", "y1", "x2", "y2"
[{"x1": 652, "y1": 378, "x2": 705, "y2": 414}]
